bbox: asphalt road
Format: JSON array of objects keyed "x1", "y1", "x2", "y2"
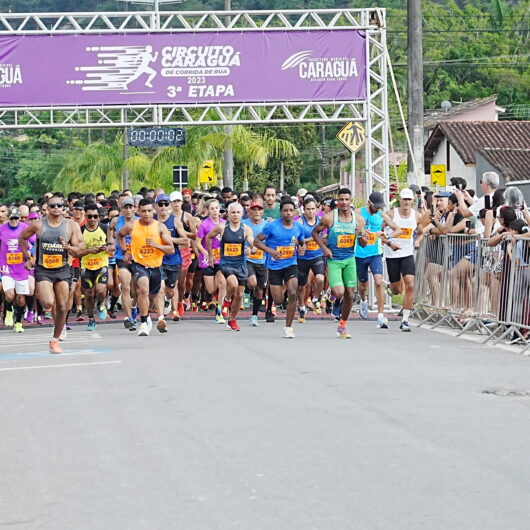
[{"x1": 1, "y1": 318, "x2": 530, "y2": 529}]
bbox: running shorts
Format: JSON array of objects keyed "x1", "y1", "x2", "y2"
[
  {"x1": 116, "y1": 259, "x2": 133, "y2": 274},
  {"x1": 203, "y1": 264, "x2": 221, "y2": 277},
  {"x1": 35, "y1": 265, "x2": 72, "y2": 285},
  {"x1": 221, "y1": 262, "x2": 248, "y2": 286},
  {"x1": 268, "y1": 265, "x2": 298, "y2": 286},
  {"x1": 386, "y1": 255, "x2": 415, "y2": 284},
  {"x1": 81, "y1": 267, "x2": 109, "y2": 290},
  {"x1": 355, "y1": 255, "x2": 384, "y2": 284},
  {"x1": 297, "y1": 256, "x2": 325, "y2": 287},
  {"x1": 246, "y1": 261, "x2": 268, "y2": 290},
  {"x1": 132, "y1": 263, "x2": 162, "y2": 296},
  {"x1": 162, "y1": 264, "x2": 182, "y2": 289},
  {"x1": 1, "y1": 276, "x2": 30, "y2": 295},
  {"x1": 328, "y1": 257, "x2": 357, "y2": 288},
  {"x1": 71, "y1": 266, "x2": 81, "y2": 283}
]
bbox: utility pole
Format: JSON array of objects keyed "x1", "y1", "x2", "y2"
[
  {"x1": 223, "y1": 0, "x2": 234, "y2": 190},
  {"x1": 407, "y1": 0, "x2": 424, "y2": 186}
]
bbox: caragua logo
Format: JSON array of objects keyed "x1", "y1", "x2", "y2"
[{"x1": 281, "y1": 50, "x2": 359, "y2": 82}]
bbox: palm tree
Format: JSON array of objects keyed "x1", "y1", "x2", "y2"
[
  {"x1": 202, "y1": 126, "x2": 299, "y2": 191},
  {"x1": 56, "y1": 134, "x2": 150, "y2": 193}
]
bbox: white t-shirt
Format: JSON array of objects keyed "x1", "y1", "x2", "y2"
[{"x1": 469, "y1": 193, "x2": 494, "y2": 217}]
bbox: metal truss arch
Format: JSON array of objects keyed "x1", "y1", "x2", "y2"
[{"x1": 0, "y1": 8, "x2": 389, "y2": 199}]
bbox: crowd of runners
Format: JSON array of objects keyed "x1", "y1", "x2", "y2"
[{"x1": 0, "y1": 183, "x2": 426, "y2": 353}]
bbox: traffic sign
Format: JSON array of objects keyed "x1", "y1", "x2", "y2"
[
  {"x1": 336, "y1": 122, "x2": 366, "y2": 153},
  {"x1": 430, "y1": 164, "x2": 446, "y2": 187},
  {"x1": 173, "y1": 165, "x2": 188, "y2": 189},
  {"x1": 199, "y1": 160, "x2": 216, "y2": 185}
]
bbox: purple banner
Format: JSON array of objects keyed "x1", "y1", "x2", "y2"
[{"x1": 0, "y1": 30, "x2": 366, "y2": 107}]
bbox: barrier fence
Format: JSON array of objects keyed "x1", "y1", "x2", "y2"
[{"x1": 412, "y1": 233, "x2": 530, "y2": 352}]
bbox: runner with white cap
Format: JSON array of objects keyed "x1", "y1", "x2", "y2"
[{"x1": 383, "y1": 188, "x2": 425, "y2": 331}]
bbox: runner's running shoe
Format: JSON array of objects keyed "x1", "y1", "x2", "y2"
[
  {"x1": 249, "y1": 315, "x2": 259, "y2": 327},
  {"x1": 25, "y1": 310, "x2": 34, "y2": 323},
  {"x1": 227, "y1": 320, "x2": 240, "y2": 331},
  {"x1": 359, "y1": 300, "x2": 369, "y2": 320},
  {"x1": 14, "y1": 322, "x2": 24, "y2": 333},
  {"x1": 87, "y1": 318, "x2": 97, "y2": 331},
  {"x1": 337, "y1": 324, "x2": 351, "y2": 339},
  {"x1": 215, "y1": 314, "x2": 225, "y2": 325},
  {"x1": 283, "y1": 327, "x2": 295, "y2": 339},
  {"x1": 137, "y1": 322, "x2": 149, "y2": 336},
  {"x1": 97, "y1": 305, "x2": 107, "y2": 321},
  {"x1": 49, "y1": 340, "x2": 63, "y2": 354},
  {"x1": 400, "y1": 321, "x2": 411, "y2": 332},
  {"x1": 298, "y1": 307, "x2": 307, "y2": 323},
  {"x1": 377, "y1": 316, "x2": 389, "y2": 329},
  {"x1": 4, "y1": 310, "x2": 13, "y2": 327},
  {"x1": 157, "y1": 318, "x2": 168, "y2": 333},
  {"x1": 75, "y1": 310, "x2": 84, "y2": 322}
]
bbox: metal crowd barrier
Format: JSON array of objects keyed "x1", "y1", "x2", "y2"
[{"x1": 412, "y1": 234, "x2": 530, "y2": 352}]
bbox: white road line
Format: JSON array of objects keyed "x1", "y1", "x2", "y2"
[{"x1": 0, "y1": 360, "x2": 122, "y2": 372}]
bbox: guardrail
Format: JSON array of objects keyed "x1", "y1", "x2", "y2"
[{"x1": 413, "y1": 234, "x2": 530, "y2": 352}]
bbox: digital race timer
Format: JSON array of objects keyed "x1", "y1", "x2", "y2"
[{"x1": 127, "y1": 128, "x2": 186, "y2": 147}]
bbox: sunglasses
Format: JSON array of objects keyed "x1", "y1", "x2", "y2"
[
  {"x1": 86, "y1": 214, "x2": 99, "y2": 219},
  {"x1": 48, "y1": 203, "x2": 64, "y2": 209},
  {"x1": 9, "y1": 217, "x2": 20, "y2": 220},
  {"x1": 157, "y1": 201, "x2": 170, "y2": 207}
]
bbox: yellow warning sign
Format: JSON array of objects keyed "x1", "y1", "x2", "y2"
[
  {"x1": 199, "y1": 160, "x2": 216, "y2": 185},
  {"x1": 336, "y1": 122, "x2": 366, "y2": 153},
  {"x1": 430, "y1": 164, "x2": 446, "y2": 187}
]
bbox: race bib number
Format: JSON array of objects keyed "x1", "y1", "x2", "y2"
[
  {"x1": 277, "y1": 246, "x2": 295, "y2": 259},
  {"x1": 397, "y1": 228, "x2": 413, "y2": 239},
  {"x1": 337, "y1": 234, "x2": 355, "y2": 248},
  {"x1": 248, "y1": 248, "x2": 264, "y2": 260},
  {"x1": 43, "y1": 254, "x2": 63, "y2": 269},
  {"x1": 224, "y1": 243, "x2": 242, "y2": 257},
  {"x1": 86, "y1": 256, "x2": 103, "y2": 270},
  {"x1": 212, "y1": 247, "x2": 220, "y2": 260},
  {"x1": 366, "y1": 232, "x2": 378, "y2": 245},
  {"x1": 6, "y1": 252, "x2": 23, "y2": 265},
  {"x1": 139, "y1": 246, "x2": 154, "y2": 256},
  {"x1": 306, "y1": 240, "x2": 319, "y2": 251}
]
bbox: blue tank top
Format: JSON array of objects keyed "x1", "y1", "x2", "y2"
[
  {"x1": 327, "y1": 209, "x2": 356, "y2": 261},
  {"x1": 355, "y1": 206, "x2": 383, "y2": 258},
  {"x1": 220, "y1": 223, "x2": 246, "y2": 267},
  {"x1": 298, "y1": 215, "x2": 323, "y2": 261},
  {"x1": 162, "y1": 214, "x2": 182, "y2": 266},
  {"x1": 115, "y1": 215, "x2": 134, "y2": 261},
  {"x1": 243, "y1": 218, "x2": 267, "y2": 265}
]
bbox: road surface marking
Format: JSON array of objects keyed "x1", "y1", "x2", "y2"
[{"x1": 0, "y1": 360, "x2": 122, "y2": 372}]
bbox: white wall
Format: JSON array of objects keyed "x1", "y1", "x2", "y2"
[{"x1": 429, "y1": 137, "x2": 477, "y2": 190}]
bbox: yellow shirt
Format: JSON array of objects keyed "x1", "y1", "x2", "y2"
[{"x1": 81, "y1": 225, "x2": 109, "y2": 270}]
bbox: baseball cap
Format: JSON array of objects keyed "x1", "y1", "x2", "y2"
[
  {"x1": 155, "y1": 193, "x2": 170, "y2": 203},
  {"x1": 249, "y1": 200, "x2": 264, "y2": 209},
  {"x1": 28, "y1": 212, "x2": 40, "y2": 220},
  {"x1": 297, "y1": 188, "x2": 308, "y2": 197},
  {"x1": 73, "y1": 200, "x2": 84, "y2": 209},
  {"x1": 400, "y1": 188, "x2": 414, "y2": 199},
  {"x1": 434, "y1": 191, "x2": 451, "y2": 198},
  {"x1": 121, "y1": 197, "x2": 134, "y2": 207},
  {"x1": 8, "y1": 207, "x2": 20, "y2": 219},
  {"x1": 368, "y1": 191, "x2": 385, "y2": 208},
  {"x1": 169, "y1": 191, "x2": 183, "y2": 202},
  {"x1": 182, "y1": 188, "x2": 192, "y2": 196}
]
